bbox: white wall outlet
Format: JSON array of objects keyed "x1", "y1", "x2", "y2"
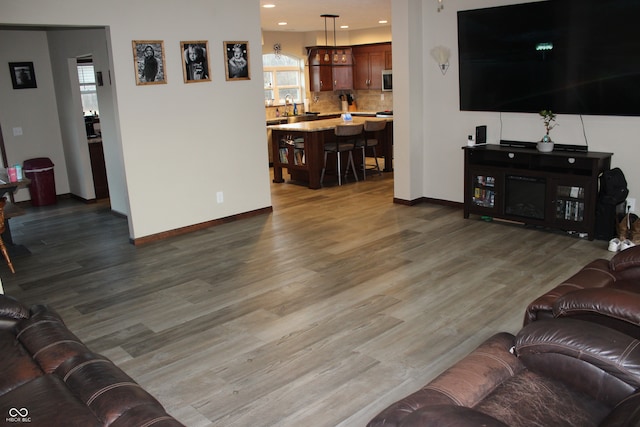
[
  {"x1": 12, "y1": 127, "x2": 22, "y2": 136},
  {"x1": 627, "y1": 197, "x2": 636, "y2": 213},
  {"x1": 216, "y1": 191, "x2": 224, "y2": 204},
  {"x1": 380, "y1": 93, "x2": 385, "y2": 101}
]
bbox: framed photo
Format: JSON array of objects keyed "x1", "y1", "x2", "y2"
[
  {"x1": 9, "y1": 62, "x2": 37, "y2": 89},
  {"x1": 180, "y1": 41, "x2": 210, "y2": 83},
  {"x1": 223, "y1": 41, "x2": 250, "y2": 81},
  {"x1": 132, "y1": 40, "x2": 166, "y2": 85}
]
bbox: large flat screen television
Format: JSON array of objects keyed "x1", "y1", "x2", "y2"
[{"x1": 457, "y1": 0, "x2": 640, "y2": 116}]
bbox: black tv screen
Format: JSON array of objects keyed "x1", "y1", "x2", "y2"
[{"x1": 457, "y1": 0, "x2": 640, "y2": 116}]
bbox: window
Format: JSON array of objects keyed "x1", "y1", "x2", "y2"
[
  {"x1": 262, "y1": 53, "x2": 304, "y2": 104},
  {"x1": 77, "y1": 63, "x2": 99, "y2": 115}
]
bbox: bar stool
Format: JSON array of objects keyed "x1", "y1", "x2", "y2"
[
  {"x1": 321, "y1": 123, "x2": 363, "y2": 186},
  {"x1": 357, "y1": 120, "x2": 386, "y2": 179}
]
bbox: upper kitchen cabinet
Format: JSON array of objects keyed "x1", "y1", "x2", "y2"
[
  {"x1": 353, "y1": 43, "x2": 391, "y2": 90},
  {"x1": 307, "y1": 47, "x2": 353, "y2": 92}
]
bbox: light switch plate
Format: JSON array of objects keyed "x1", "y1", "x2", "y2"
[{"x1": 12, "y1": 127, "x2": 22, "y2": 136}]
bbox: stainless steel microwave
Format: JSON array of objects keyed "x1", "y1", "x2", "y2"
[{"x1": 382, "y1": 70, "x2": 392, "y2": 91}]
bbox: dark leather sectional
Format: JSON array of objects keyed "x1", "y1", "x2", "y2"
[
  {"x1": 0, "y1": 295, "x2": 184, "y2": 427},
  {"x1": 368, "y1": 246, "x2": 640, "y2": 427}
]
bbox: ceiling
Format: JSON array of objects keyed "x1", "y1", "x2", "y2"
[{"x1": 260, "y1": 0, "x2": 391, "y2": 32}]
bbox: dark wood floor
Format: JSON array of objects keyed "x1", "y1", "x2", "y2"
[{"x1": 2, "y1": 170, "x2": 611, "y2": 426}]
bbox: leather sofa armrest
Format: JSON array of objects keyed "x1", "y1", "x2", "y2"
[
  {"x1": 516, "y1": 319, "x2": 640, "y2": 407},
  {"x1": 610, "y1": 245, "x2": 640, "y2": 273},
  {"x1": 395, "y1": 405, "x2": 509, "y2": 427},
  {"x1": 553, "y1": 288, "x2": 640, "y2": 338},
  {"x1": 523, "y1": 259, "x2": 614, "y2": 325},
  {"x1": 0, "y1": 294, "x2": 30, "y2": 320},
  {"x1": 0, "y1": 295, "x2": 30, "y2": 331},
  {"x1": 367, "y1": 333, "x2": 522, "y2": 427},
  {"x1": 600, "y1": 392, "x2": 640, "y2": 427}
]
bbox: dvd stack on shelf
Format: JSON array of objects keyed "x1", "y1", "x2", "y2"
[
  {"x1": 472, "y1": 175, "x2": 495, "y2": 208},
  {"x1": 555, "y1": 185, "x2": 585, "y2": 222}
]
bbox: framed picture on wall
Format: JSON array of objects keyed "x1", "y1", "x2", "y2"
[
  {"x1": 180, "y1": 41, "x2": 210, "y2": 83},
  {"x1": 132, "y1": 40, "x2": 167, "y2": 85},
  {"x1": 9, "y1": 62, "x2": 37, "y2": 89},
  {"x1": 223, "y1": 41, "x2": 250, "y2": 81}
]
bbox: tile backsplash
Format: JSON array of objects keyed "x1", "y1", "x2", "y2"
[{"x1": 265, "y1": 89, "x2": 393, "y2": 120}]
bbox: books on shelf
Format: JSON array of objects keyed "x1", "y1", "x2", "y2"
[
  {"x1": 556, "y1": 199, "x2": 584, "y2": 221},
  {"x1": 473, "y1": 187, "x2": 495, "y2": 208},
  {"x1": 278, "y1": 147, "x2": 306, "y2": 165}
]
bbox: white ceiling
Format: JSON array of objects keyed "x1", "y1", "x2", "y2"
[{"x1": 260, "y1": 0, "x2": 391, "y2": 32}]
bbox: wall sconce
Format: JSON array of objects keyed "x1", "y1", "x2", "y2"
[
  {"x1": 273, "y1": 43, "x2": 281, "y2": 58},
  {"x1": 430, "y1": 45, "x2": 450, "y2": 75},
  {"x1": 437, "y1": 0, "x2": 444, "y2": 12}
]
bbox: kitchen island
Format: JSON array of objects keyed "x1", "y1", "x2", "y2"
[{"x1": 269, "y1": 116, "x2": 393, "y2": 189}]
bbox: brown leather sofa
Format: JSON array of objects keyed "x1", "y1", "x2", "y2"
[
  {"x1": 368, "y1": 247, "x2": 640, "y2": 427},
  {"x1": 367, "y1": 318, "x2": 640, "y2": 427},
  {"x1": 524, "y1": 245, "x2": 640, "y2": 333},
  {"x1": 0, "y1": 295, "x2": 184, "y2": 427}
]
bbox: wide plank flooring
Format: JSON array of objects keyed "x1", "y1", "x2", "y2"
[{"x1": 2, "y1": 170, "x2": 612, "y2": 426}]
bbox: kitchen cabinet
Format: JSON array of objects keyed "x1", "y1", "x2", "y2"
[
  {"x1": 353, "y1": 43, "x2": 391, "y2": 90},
  {"x1": 307, "y1": 47, "x2": 353, "y2": 92}
]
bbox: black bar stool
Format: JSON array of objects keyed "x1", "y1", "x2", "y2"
[{"x1": 321, "y1": 123, "x2": 363, "y2": 186}]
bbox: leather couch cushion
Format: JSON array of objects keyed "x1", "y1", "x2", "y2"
[
  {"x1": 475, "y1": 370, "x2": 609, "y2": 427},
  {"x1": 553, "y1": 288, "x2": 640, "y2": 338},
  {"x1": 516, "y1": 319, "x2": 640, "y2": 405},
  {"x1": 0, "y1": 330, "x2": 43, "y2": 396},
  {"x1": 55, "y1": 352, "x2": 179, "y2": 426},
  {"x1": 16, "y1": 306, "x2": 91, "y2": 374},
  {"x1": 398, "y1": 405, "x2": 509, "y2": 427}
]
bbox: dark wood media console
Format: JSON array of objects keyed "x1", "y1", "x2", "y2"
[{"x1": 463, "y1": 143, "x2": 613, "y2": 240}]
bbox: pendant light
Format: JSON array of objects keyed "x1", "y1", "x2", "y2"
[
  {"x1": 322, "y1": 15, "x2": 330, "y2": 62},
  {"x1": 332, "y1": 16, "x2": 339, "y2": 63},
  {"x1": 321, "y1": 14, "x2": 339, "y2": 63}
]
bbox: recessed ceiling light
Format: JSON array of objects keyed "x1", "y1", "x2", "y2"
[
  {"x1": 379, "y1": 20, "x2": 388, "y2": 24},
  {"x1": 263, "y1": 4, "x2": 275, "y2": 8},
  {"x1": 340, "y1": 25, "x2": 349, "y2": 29},
  {"x1": 278, "y1": 22, "x2": 287, "y2": 26}
]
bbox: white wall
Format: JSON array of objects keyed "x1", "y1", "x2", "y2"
[
  {"x1": 1, "y1": 0, "x2": 270, "y2": 240},
  {"x1": 393, "y1": 0, "x2": 638, "y2": 205},
  {"x1": 46, "y1": 29, "x2": 116, "y2": 204},
  {"x1": 0, "y1": 30, "x2": 70, "y2": 202}
]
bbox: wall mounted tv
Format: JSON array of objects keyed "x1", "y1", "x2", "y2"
[{"x1": 457, "y1": 0, "x2": 640, "y2": 116}]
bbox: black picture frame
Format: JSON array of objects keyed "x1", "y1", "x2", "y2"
[{"x1": 9, "y1": 62, "x2": 37, "y2": 89}]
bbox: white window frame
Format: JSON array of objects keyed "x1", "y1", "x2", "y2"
[{"x1": 263, "y1": 53, "x2": 304, "y2": 104}]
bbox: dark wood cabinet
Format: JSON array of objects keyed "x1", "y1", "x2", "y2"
[
  {"x1": 307, "y1": 47, "x2": 353, "y2": 92},
  {"x1": 88, "y1": 141, "x2": 109, "y2": 199},
  {"x1": 463, "y1": 144, "x2": 612, "y2": 240},
  {"x1": 353, "y1": 43, "x2": 390, "y2": 90}
]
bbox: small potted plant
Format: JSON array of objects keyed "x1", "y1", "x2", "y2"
[{"x1": 538, "y1": 109, "x2": 557, "y2": 152}]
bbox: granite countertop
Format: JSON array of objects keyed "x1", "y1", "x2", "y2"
[{"x1": 267, "y1": 116, "x2": 392, "y2": 132}]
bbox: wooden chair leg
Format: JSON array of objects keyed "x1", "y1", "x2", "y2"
[{"x1": 0, "y1": 238, "x2": 15, "y2": 274}]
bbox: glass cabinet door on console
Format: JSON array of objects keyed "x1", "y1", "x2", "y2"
[
  {"x1": 549, "y1": 178, "x2": 592, "y2": 230},
  {"x1": 466, "y1": 168, "x2": 501, "y2": 216}
]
